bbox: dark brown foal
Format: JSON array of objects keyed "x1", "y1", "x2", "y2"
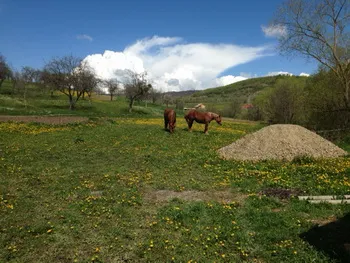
[{"x1": 164, "y1": 108, "x2": 176, "y2": 133}]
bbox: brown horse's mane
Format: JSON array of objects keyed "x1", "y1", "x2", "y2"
[
  {"x1": 183, "y1": 103, "x2": 206, "y2": 111},
  {"x1": 185, "y1": 110, "x2": 220, "y2": 120},
  {"x1": 209, "y1": 112, "x2": 219, "y2": 118}
]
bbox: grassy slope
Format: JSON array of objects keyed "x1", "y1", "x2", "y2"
[
  {"x1": 181, "y1": 75, "x2": 308, "y2": 110},
  {"x1": 1, "y1": 116, "x2": 350, "y2": 263}
]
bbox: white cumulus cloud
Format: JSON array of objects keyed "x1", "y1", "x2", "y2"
[
  {"x1": 83, "y1": 36, "x2": 271, "y2": 92},
  {"x1": 215, "y1": 75, "x2": 247, "y2": 86},
  {"x1": 299, "y1": 72, "x2": 310, "y2": 77},
  {"x1": 261, "y1": 24, "x2": 287, "y2": 38},
  {"x1": 84, "y1": 50, "x2": 144, "y2": 80},
  {"x1": 266, "y1": 71, "x2": 293, "y2": 76},
  {"x1": 76, "y1": 34, "x2": 93, "y2": 42}
]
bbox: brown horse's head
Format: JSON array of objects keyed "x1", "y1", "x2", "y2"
[{"x1": 212, "y1": 113, "x2": 222, "y2": 125}]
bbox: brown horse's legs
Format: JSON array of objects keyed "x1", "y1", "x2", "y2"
[
  {"x1": 204, "y1": 123, "x2": 209, "y2": 134},
  {"x1": 164, "y1": 119, "x2": 168, "y2": 131}
]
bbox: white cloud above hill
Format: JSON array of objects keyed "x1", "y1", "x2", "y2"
[
  {"x1": 261, "y1": 24, "x2": 287, "y2": 38},
  {"x1": 266, "y1": 71, "x2": 310, "y2": 77},
  {"x1": 267, "y1": 71, "x2": 293, "y2": 76},
  {"x1": 83, "y1": 36, "x2": 271, "y2": 92},
  {"x1": 215, "y1": 75, "x2": 247, "y2": 86}
]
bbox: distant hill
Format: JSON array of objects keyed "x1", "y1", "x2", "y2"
[
  {"x1": 177, "y1": 75, "x2": 308, "y2": 110},
  {"x1": 163, "y1": 90, "x2": 197, "y2": 98}
]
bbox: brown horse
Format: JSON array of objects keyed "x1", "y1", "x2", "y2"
[
  {"x1": 184, "y1": 110, "x2": 222, "y2": 134},
  {"x1": 164, "y1": 108, "x2": 176, "y2": 133}
]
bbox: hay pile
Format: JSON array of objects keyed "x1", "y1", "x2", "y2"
[{"x1": 217, "y1": 124, "x2": 347, "y2": 161}]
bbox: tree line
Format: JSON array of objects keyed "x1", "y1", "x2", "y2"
[
  {"x1": 0, "y1": 54, "x2": 164, "y2": 112},
  {"x1": 243, "y1": 0, "x2": 349, "y2": 132}
]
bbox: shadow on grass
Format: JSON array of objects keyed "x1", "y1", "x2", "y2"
[{"x1": 300, "y1": 213, "x2": 350, "y2": 263}]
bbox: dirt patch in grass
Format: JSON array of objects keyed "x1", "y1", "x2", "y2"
[
  {"x1": 143, "y1": 189, "x2": 247, "y2": 205},
  {"x1": 309, "y1": 216, "x2": 338, "y2": 227},
  {"x1": 0, "y1": 115, "x2": 88, "y2": 124}
]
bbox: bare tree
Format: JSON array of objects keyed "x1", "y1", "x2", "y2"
[
  {"x1": 21, "y1": 66, "x2": 41, "y2": 83},
  {"x1": 21, "y1": 67, "x2": 36, "y2": 106},
  {"x1": 74, "y1": 62, "x2": 99, "y2": 103},
  {"x1": 40, "y1": 70, "x2": 56, "y2": 97},
  {"x1": 12, "y1": 71, "x2": 25, "y2": 96},
  {"x1": 43, "y1": 56, "x2": 98, "y2": 110},
  {"x1": 10, "y1": 67, "x2": 44, "y2": 107},
  {"x1": 162, "y1": 94, "x2": 173, "y2": 107},
  {"x1": 124, "y1": 71, "x2": 152, "y2": 112},
  {"x1": 104, "y1": 79, "x2": 119, "y2": 101},
  {"x1": 43, "y1": 55, "x2": 81, "y2": 110},
  {"x1": 272, "y1": 0, "x2": 350, "y2": 108},
  {"x1": 149, "y1": 87, "x2": 162, "y2": 104},
  {"x1": 0, "y1": 54, "x2": 12, "y2": 88}
]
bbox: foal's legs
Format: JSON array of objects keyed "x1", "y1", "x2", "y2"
[
  {"x1": 184, "y1": 116, "x2": 193, "y2": 132},
  {"x1": 164, "y1": 118, "x2": 169, "y2": 130},
  {"x1": 187, "y1": 119, "x2": 194, "y2": 132},
  {"x1": 184, "y1": 116, "x2": 189, "y2": 124},
  {"x1": 204, "y1": 123, "x2": 209, "y2": 134}
]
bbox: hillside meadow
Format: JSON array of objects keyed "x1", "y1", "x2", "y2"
[
  {"x1": 179, "y1": 75, "x2": 308, "y2": 111},
  {"x1": 1, "y1": 100, "x2": 350, "y2": 262},
  {"x1": 0, "y1": 75, "x2": 305, "y2": 118}
]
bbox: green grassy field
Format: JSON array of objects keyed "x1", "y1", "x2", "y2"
[
  {"x1": 0, "y1": 93, "x2": 164, "y2": 117},
  {"x1": 1, "y1": 113, "x2": 350, "y2": 262},
  {"x1": 0, "y1": 79, "x2": 165, "y2": 117}
]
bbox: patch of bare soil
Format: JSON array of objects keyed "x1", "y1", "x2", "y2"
[
  {"x1": 309, "y1": 216, "x2": 338, "y2": 227},
  {"x1": 143, "y1": 189, "x2": 247, "y2": 205},
  {"x1": 218, "y1": 124, "x2": 347, "y2": 161},
  {"x1": 0, "y1": 115, "x2": 88, "y2": 125}
]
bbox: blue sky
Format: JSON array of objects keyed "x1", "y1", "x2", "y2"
[{"x1": 0, "y1": 0, "x2": 318, "y2": 91}]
